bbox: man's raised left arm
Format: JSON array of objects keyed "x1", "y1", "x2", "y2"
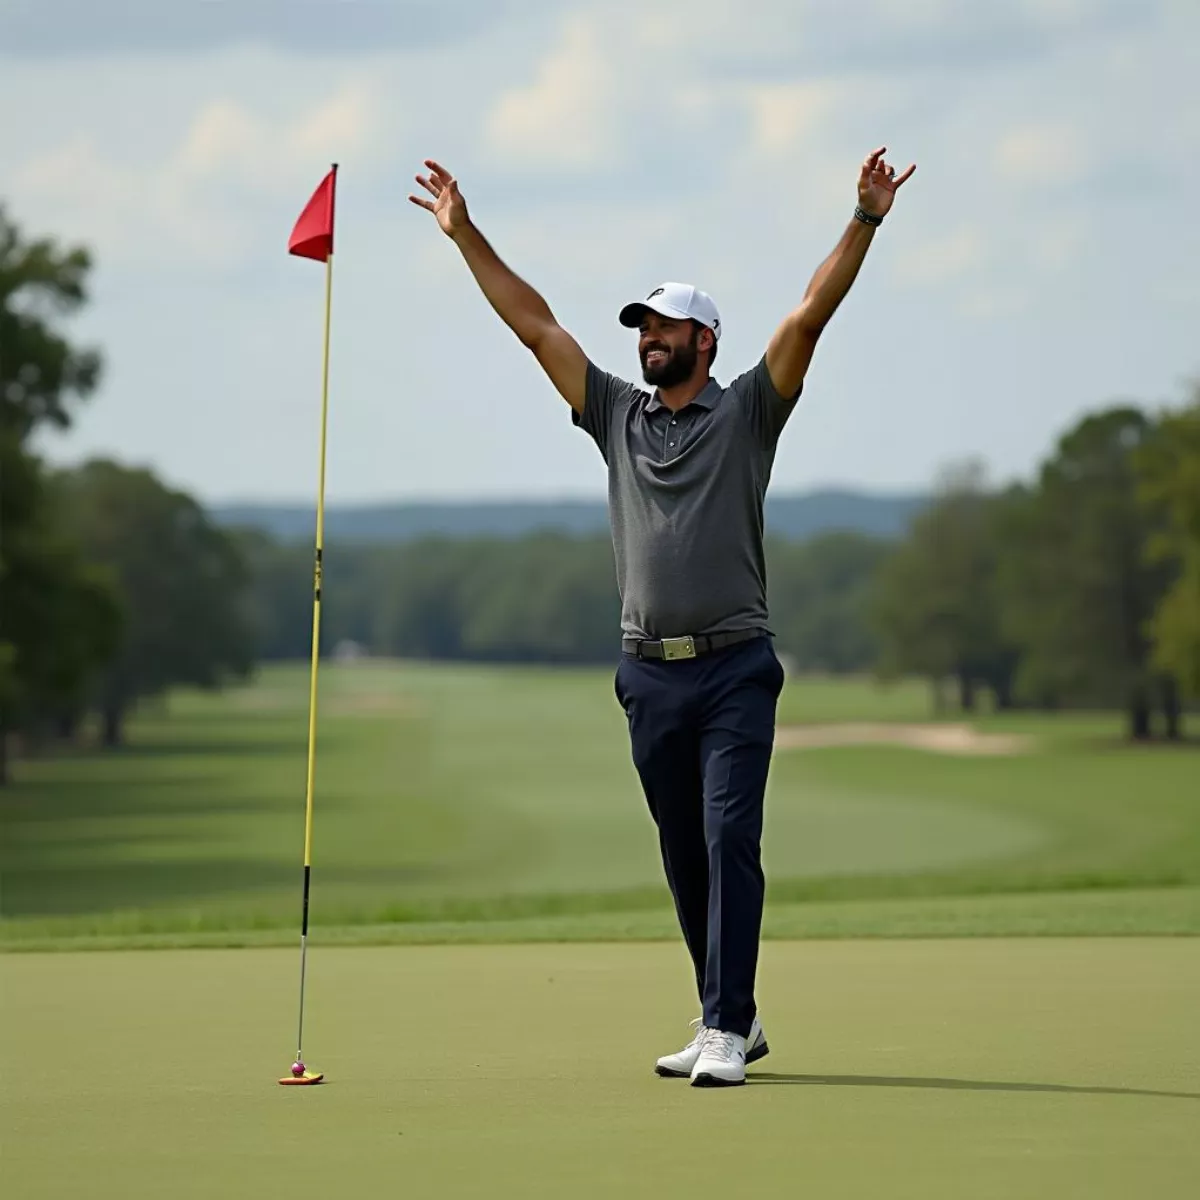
[{"x1": 765, "y1": 146, "x2": 916, "y2": 400}]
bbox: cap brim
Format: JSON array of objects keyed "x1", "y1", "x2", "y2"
[{"x1": 618, "y1": 299, "x2": 694, "y2": 328}]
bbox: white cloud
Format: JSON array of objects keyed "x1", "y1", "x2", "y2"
[
  {"x1": 483, "y1": 15, "x2": 617, "y2": 170},
  {"x1": 993, "y1": 123, "x2": 1084, "y2": 185},
  {"x1": 12, "y1": 78, "x2": 384, "y2": 269},
  {"x1": 895, "y1": 226, "x2": 988, "y2": 286},
  {"x1": 961, "y1": 284, "x2": 1027, "y2": 320},
  {"x1": 1029, "y1": 216, "x2": 1088, "y2": 273},
  {"x1": 491, "y1": 200, "x2": 682, "y2": 296},
  {"x1": 14, "y1": 136, "x2": 131, "y2": 212},
  {"x1": 868, "y1": 0, "x2": 966, "y2": 29},
  {"x1": 170, "y1": 82, "x2": 381, "y2": 197},
  {"x1": 6, "y1": 0, "x2": 1198, "y2": 506},
  {"x1": 1017, "y1": 0, "x2": 1090, "y2": 26},
  {"x1": 175, "y1": 100, "x2": 263, "y2": 178},
  {"x1": 743, "y1": 82, "x2": 842, "y2": 157}
]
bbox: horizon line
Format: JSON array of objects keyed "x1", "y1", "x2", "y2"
[{"x1": 204, "y1": 483, "x2": 933, "y2": 509}]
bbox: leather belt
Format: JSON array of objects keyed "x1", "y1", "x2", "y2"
[{"x1": 622, "y1": 628, "x2": 765, "y2": 661}]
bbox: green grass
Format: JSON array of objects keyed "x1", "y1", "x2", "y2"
[
  {"x1": 2, "y1": 661, "x2": 1198, "y2": 947},
  {"x1": 6, "y1": 668, "x2": 1195, "y2": 1196},
  {"x1": 10, "y1": 889, "x2": 1199, "y2": 953},
  {"x1": 4, "y1": 940, "x2": 1198, "y2": 1198}
]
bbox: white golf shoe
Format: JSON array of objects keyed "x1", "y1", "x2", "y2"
[
  {"x1": 654, "y1": 1016, "x2": 769, "y2": 1079},
  {"x1": 691, "y1": 1027, "x2": 751, "y2": 1087}
]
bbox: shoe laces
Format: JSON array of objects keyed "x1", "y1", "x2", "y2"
[
  {"x1": 702, "y1": 1029, "x2": 739, "y2": 1063},
  {"x1": 683, "y1": 1017, "x2": 708, "y2": 1051}
]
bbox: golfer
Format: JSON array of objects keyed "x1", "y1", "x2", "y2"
[{"x1": 411, "y1": 147, "x2": 915, "y2": 1086}]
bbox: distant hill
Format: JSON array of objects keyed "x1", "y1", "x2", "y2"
[{"x1": 210, "y1": 488, "x2": 929, "y2": 544}]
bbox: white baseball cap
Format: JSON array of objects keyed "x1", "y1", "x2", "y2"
[{"x1": 618, "y1": 282, "x2": 722, "y2": 341}]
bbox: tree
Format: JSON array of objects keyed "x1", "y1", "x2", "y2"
[
  {"x1": 1136, "y1": 387, "x2": 1200, "y2": 704},
  {"x1": 869, "y1": 461, "x2": 1016, "y2": 712},
  {"x1": 229, "y1": 528, "x2": 894, "y2": 671},
  {"x1": 997, "y1": 408, "x2": 1178, "y2": 740},
  {"x1": 229, "y1": 529, "x2": 397, "y2": 663},
  {"x1": 767, "y1": 531, "x2": 890, "y2": 673},
  {"x1": 457, "y1": 534, "x2": 619, "y2": 663},
  {"x1": 0, "y1": 444, "x2": 122, "y2": 778},
  {"x1": 374, "y1": 539, "x2": 474, "y2": 660},
  {"x1": 53, "y1": 460, "x2": 256, "y2": 746},
  {"x1": 1, "y1": 204, "x2": 102, "y2": 437},
  {"x1": 0, "y1": 205, "x2": 116, "y2": 780}
]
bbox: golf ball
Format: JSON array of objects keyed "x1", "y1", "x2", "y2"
[{"x1": 291, "y1": 1061, "x2": 306, "y2": 1077}]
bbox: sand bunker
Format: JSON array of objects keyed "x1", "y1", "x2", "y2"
[{"x1": 775, "y1": 722, "x2": 1032, "y2": 757}]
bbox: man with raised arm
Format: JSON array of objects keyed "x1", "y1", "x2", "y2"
[{"x1": 410, "y1": 148, "x2": 915, "y2": 1087}]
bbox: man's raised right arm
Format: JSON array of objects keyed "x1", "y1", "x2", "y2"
[{"x1": 410, "y1": 160, "x2": 587, "y2": 414}]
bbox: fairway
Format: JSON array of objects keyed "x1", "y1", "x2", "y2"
[
  {"x1": 3, "y1": 661, "x2": 1198, "y2": 945},
  {"x1": 4, "y1": 939, "x2": 1198, "y2": 1198}
]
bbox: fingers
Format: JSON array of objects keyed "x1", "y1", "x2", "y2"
[
  {"x1": 870, "y1": 153, "x2": 895, "y2": 180},
  {"x1": 862, "y1": 146, "x2": 915, "y2": 190},
  {"x1": 409, "y1": 158, "x2": 464, "y2": 220}
]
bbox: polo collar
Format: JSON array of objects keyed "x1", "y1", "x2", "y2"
[{"x1": 645, "y1": 378, "x2": 722, "y2": 413}]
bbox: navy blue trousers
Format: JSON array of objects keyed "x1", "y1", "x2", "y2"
[{"x1": 615, "y1": 634, "x2": 784, "y2": 1038}]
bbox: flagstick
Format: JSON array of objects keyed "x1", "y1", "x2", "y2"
[{"x1": 295, "y1": 239, "x2": 335, "y2": 1073}]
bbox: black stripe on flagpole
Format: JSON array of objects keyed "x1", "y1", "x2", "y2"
[{"x1": 301, "y1": 864, "x2": 312, "y2": 936}]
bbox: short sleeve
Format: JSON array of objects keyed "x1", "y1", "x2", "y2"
[
  {"x1": 731, "y1": 354, "x2": 803, "y2": 448},
  {"x1": 572, "y1": 361, "x2": 641, "y2": 462}
]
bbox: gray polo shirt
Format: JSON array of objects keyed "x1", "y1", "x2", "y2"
[{"x1": 573, "y1": 354, "x2": 802, "y2": 640}]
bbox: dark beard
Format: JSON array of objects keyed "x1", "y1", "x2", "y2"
[{"x1": 641, "y1": 336, "x2": 699, "y2": 388}]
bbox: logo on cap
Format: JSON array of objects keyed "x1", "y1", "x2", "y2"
[{"x1": 646, "y1": 287, "x2": 664, "y2": 299}]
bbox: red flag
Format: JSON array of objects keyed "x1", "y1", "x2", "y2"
[{"x1": 288, "y1": 165, "x2": 337, "y2": 261}]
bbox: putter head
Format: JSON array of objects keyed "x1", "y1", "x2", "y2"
[{"x1": 277, "y1": 1070, "x2": 324, "y2": 1085}]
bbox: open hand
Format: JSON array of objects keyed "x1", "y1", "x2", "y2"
[
  {"x1": 409, "y1": 160, "x2": 470, "y2": 238},
  {"x1": 858, "y1": 147, "x2": 916, "y2": 219}
]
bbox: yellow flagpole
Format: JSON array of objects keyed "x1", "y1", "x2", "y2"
[
  {"x1": 288, "y1": 162, "x2": 336, "y2": 1083},
  {"x1": 303, "y1": 245, "x2": 334, "y2": 873}
]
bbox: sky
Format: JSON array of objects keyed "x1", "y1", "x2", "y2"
[{"x1": 3, "y1": 0, "x2": 1197, "y2": 504}]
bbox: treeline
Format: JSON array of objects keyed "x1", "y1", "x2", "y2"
[
  {"x1": 4, "y1": 204, "x2": 1200, "y2": 784},
  {"x1": 234, "y1": 390, "x2": 1200, "y2": 744},
  {"x1": 869, "y1": 413, "x2": 1200, "y2": 739},
  {"x1": 1, "y1": 206, "x2": 254, "y2": 780},
  {"x1": 231, "y1": 528, "x2": 889, "y2": 672}
]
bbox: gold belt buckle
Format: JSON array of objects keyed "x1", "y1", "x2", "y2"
[{"x1": 660, "y1": 636, "x2": 696, "y2": 661}]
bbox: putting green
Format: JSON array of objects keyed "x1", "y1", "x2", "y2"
[{"x1": 4, "y1": 940, "x2": 1198, "y2": 1197}]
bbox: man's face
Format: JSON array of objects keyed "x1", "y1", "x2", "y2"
[{"x1": 638, "y1": 313, "x2": 707, "y2": 388}]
